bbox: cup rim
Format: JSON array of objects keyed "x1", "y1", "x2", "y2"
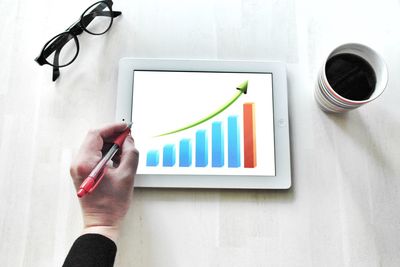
[{"x1": 322, "y1": 43, "x2": 388, "y2": 105}]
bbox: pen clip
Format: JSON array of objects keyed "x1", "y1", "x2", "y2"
[{"x1": 89, "y1": 166, "x2": 108, "y2": 193}]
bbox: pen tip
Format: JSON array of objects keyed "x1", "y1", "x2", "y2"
[{"x1": 127, "y1": 122, "x2": 133, "y2": 129}]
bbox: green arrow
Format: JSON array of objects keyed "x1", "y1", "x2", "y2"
[{"x1": 155, "y1": 80, "x2": 248, "y2": 137}]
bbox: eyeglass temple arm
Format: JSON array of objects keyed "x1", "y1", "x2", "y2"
[
  {"x1": 90, "y1": 10, "x2": 122, "y2": 18},
  {"x1": 52, "y1": 48, "x2": 61, "y2": 81},
  {"x1": 112, "y1": 11, "x2": 122, "y2": 17}
]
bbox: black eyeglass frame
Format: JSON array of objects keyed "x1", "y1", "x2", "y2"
[{"x1": 35, "y1": 0, "x2": 121, "y2": 81}]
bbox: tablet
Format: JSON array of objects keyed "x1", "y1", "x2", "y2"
[{"x1": 116, "y1": 59, "x2": 291, "y2": 189}]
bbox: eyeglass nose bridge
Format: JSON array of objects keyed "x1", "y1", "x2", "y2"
[{"x1": 66, "y1": 19, "x2": 85, "y2": 36}]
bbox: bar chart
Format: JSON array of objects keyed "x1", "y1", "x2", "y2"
[{"x1": 145, "y1": 103, "x2": 257, "y2": 169}]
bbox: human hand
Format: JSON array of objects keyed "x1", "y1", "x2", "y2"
[{"x1": 70, "y1": 123, "x2": 139, "y2": 242}]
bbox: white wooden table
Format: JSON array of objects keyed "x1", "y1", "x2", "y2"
[{"x1": 1, "y1": 0, "x2": 399, "y2": 266}]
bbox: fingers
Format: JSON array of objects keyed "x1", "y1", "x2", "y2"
[
  {"x1": 108, "y1": 135, "x2": 139, "y2": 179},
  {"x1": 70, "y1": 156, "x2": 100, "y2": 183},
  {"x1": 81, "y1": 130, "x2": 104, "y2": 152},
  {"x1": 71, "y1": 131, "x2": 104, "y2": 180},
  {"x1": 71, "y1": 123, "x2": 127, "y2": 181},
  {"x1": 118, "y1": 135, "x2": 139, "y2": 175},
  {"x1": 71, "y1": 124, "x2": 138, "y2": 190},
  {"x1": 82, "y1": 123, "x2": 127, "y2": 152},
  {"x1": 98, "y1": 123, "x2": 128, "y2": 139}
]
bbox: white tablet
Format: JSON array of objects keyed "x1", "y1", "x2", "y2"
[{"x1": 116, "y1": 59, "x2": 291, "y2": 189}]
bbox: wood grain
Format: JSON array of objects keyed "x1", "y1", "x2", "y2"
[{"x1": 0, "y1": 0, "x2": 399, "y2": 266}]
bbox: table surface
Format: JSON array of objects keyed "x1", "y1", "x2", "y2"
[{"x1": 1, "y1": 0, "x2": 399, "y2": 266}]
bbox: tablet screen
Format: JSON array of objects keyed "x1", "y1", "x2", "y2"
[{"x1": 132, "y1": 71, "x2": 275, "y2": 176}]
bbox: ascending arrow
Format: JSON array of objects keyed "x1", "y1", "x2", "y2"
[{"x1": 155, "y1": 80, "x2": 248, "y2": 137}]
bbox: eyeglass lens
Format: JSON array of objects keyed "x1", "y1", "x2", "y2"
[
  {"x1": 44, "y1": 33, "x2": 79, "y2": 67},
  {"x1": 82, "y1": 2, "x2": 113, "y2": 35}
]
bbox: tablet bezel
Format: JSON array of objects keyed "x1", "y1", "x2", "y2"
[{"x1": 116, "y1": 58, "x2": 291, "y2": 189}]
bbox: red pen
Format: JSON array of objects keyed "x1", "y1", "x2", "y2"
[{"x1": 77, "y1": 123, "x2": 132, "y2": 198}]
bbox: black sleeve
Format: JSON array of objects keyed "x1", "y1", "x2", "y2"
[{"x1": 63, "y1": 234, "x2": 117, "y2": 267}]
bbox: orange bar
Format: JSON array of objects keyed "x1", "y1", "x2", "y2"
[{"x1": 243, "y1": 103, "x2": 257, "y2": 168}]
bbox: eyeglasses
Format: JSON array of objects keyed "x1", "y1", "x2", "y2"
[{"x1": 35, "y1": 0, "x2": 121, "y2": 82}]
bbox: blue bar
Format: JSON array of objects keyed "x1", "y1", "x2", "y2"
[
  {"x1": 228, "y1": 116, "x2": 240, "y2": 167},
  {"x1": 146, "y1": 150, "x2": 159, "y2": 167},
  {"x1": 212, "y1": 122, "x2": 224, "y2": 167},
  {"x1": 163, "y1": 144, "x2": 176, "y2": 167},
  {"x1": 179, "y1": 139, "x2": 192, "y2": 167},
  {"x1": 196, "y1": 130, "x2": 208, "y2": 167}
]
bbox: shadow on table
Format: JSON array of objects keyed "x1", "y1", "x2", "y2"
[{"x1": 327, "y1": 108, "x2": 396, "y2": 176}]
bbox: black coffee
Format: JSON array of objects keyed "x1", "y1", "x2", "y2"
[{"x1": 325, "y1": 53, "x2": 376, "y2": 101}]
